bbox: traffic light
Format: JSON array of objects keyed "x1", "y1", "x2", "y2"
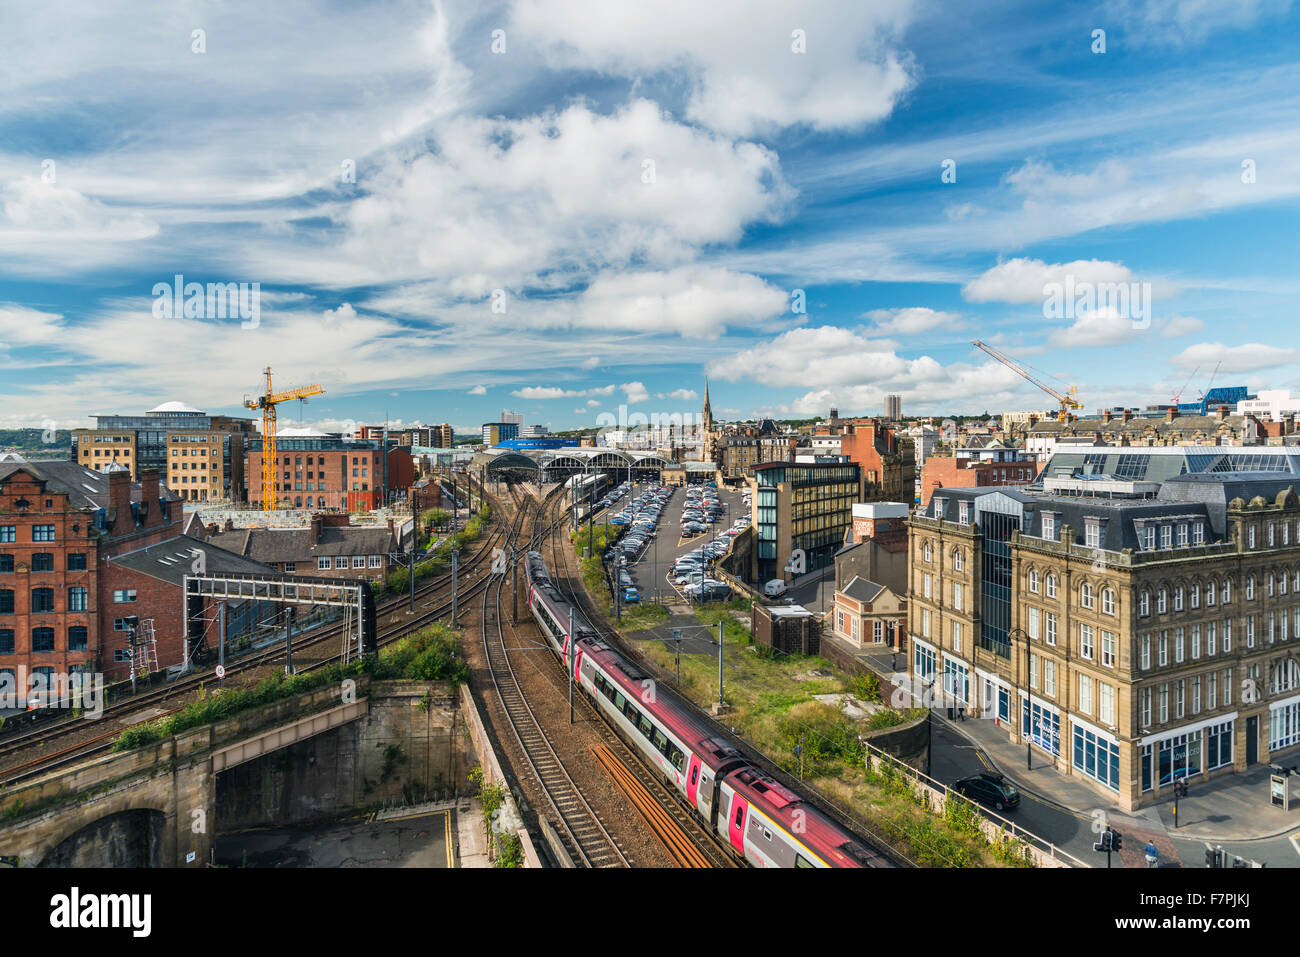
[{"x1": 1110, "y1": 830, "x2": 1123, "y2": 851}]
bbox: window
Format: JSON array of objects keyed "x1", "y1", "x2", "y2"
[
  {"x1": 1223, "y1": 578, "x2": 1232, "y2": 603},
  {"x1": 32, "y1": 627, "x2": 55, "y2": 652},
  {"x1": 1045, "y1": 612, "x2": 1057, "y2": 646},
  {"x1": 1043, "y1": 660, "x2": 1056, "y2": 698},
  {"x1": 1191, "y1": 676, "x2": 1201, "y2": 715},
  {"x1": 1, "y1": 588, "x2": 15, "y2": 614},
  {"x1": 1085, "y1": 523, "x2": 1101, "y2": 548},
  {"x1": 1157, "y1": 588, "x2": 1167, "y2": 614},
  {"x1": 370, "y1": 555, "x2": 382, "y2": 568},
  {"x1": 952, "y1": 549, "x2": 963, "y2": 572},
  {"x1": 1207, "y1": 621, "x2": 1217, "y2": 656},
  {"x1": 1247, "y1": 616, "x2": 1255, "y2": 648},
  {"x1": 32, "y1": 524, "x2": 55, "y2": 542},
  {"x1": 31, "y1": 553, "x2": 54, "y2": 572},
  {"x1": 1141, "y1": 633, "x2": 1151, "y2": 670},
  {"x1": 1190, "y1": 584, "x2": 1200, "y2": 609},
  {"x1": 1141, "y1": 687, "x2": 1152, "y2": 728},
  {"x1": 113, "y1": 589, "x2": 136, "y2": 603},
  {"x1": 1101, "y1": 588, "x2": 1115, "y2": 615},
  {"x1": 31, "y1": 588, "x2": 54, "y2": 613},
  {"x1": 0, "y1": 629, "x2": 12, "y2": 654},
  {"x1": 1159, "y1": 631, "x2": 1169, "y2": 666},
  {"x1": 923, "y1": 573, "x2": 931, "y2": 599},
  {"x1": 951, "y1": 620, "x2": 962, "y2": 652},
  {"x1": 1099, "y1": 683, "x2": 1114, "y2": 725},
  {"x1": 317, "y1": 557, "x2": 331, "y2": 570},
  {"x1": 1224, "y1": 668, "x2": 1233, "y2": 705},
  {"x1": 953, "y1": 582, "x2": 963, "y2": 611},
  {"x1": 1028, "y1": 568, "x2": 1039, "y2": 593},
  {"x1": 67, "y1": 553, "x2": 87, "y2": 571},
  {"x1": 1208, "y1": 672, "x2": 1217, "y2": 709},
  {"x1": 1046, "y1": 574, "x2": 1057, "y2": 599},
  {"x1": 1073, "y1": 724, "x2": 1120, "y2": 791},
  {"x1": 1191, "y1": 624, "x2": 1201, "y2": 659},
  {"x1": 334, "y1": 557, "x2": 347, "y2": 569},
  {"x1": 1177, "y1": 524, "x2": 1189, "y2": 547},
  {"x1": 1247, "y1": 576, "x2": 1255, "y2": 601},
  {"x1": 1193, "y1": 523, "x2": 1205, "y2": 545},
  {"x1": 1175, "y1": 627, "x2": 1185, "y2": 663},
  {"x1": 1161, "y1": 525, "x2": 1172, "y2": 549},
  {"x1": 1159, "y1": 683, "x2": 1169, "y2": 723},
  {"x1": 1080, "y1": 582, "x2": 1094, "y2": 609},
  {"x1": 0, "y1": 526, "x2": 13, "y2": 543},
  {"x1": 914, "y1": 644, "x2": 937, "y2": 682},
  {"x1": 352, "y1": 556, "x2": 366, "y2": 569},
  {"x1": 0, "y1": 554, "x2": 10, "y2": 574},
  {"x1": 923, "y1": 540, "x2": 932, "y2": 562},
  {"x1": 1139, "y1": 590, "x2": 1150, "y2": 617},
  {"x1": 1028, "y1": 606, "x2": 1040, "y2": 640},
  {"x1": 1206, "y1": 580, "x2": 1216, "y2": 606},
  {"x1": 68, "y1": 587, "x2": 88, "y2": 611},
  {"x1": 1174, "y1": 586, "x2": 1184, "y2": 611},
  {"x1": 1101, "y1": 631, "x2": 1115, "y2": 668},
  {"x1": 68, "y1": 626, "x2": 87, "y2": 651},
  {"x1": 1176, "y1": 680, "x2": 1185, "y2": 719},
  {"x1": 922, "y1": 609, "x2": 931, "y2": 638},
  {"x1": 958, "y1": 501, "x2": 970, "y2": 525},
  {"x1": 1042, "y1": 514, "x2": 1056, "y2": 541},
  {"x1": 1079, "y1": 674, "x2": 1093, "y2": 714},
  {"x1": 1080, "y1": 624, "x2": 1094, "y2": 659}
]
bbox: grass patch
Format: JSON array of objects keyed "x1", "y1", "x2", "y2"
[
  {"x1": 619, "y1": 602, "x2": 669, "y2": 632},
  {"x1": 110, "y1": 623, "x2": 467, "y2": 753}
]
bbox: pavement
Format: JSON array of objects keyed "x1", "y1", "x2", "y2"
[
  {"x1": 784, "y1": 566, "x2": 836, "y2": 617},
  {"x1": 903, "y1": 675, "x2": 1300, "y2": 866}
]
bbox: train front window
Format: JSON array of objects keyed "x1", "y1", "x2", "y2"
[{"x1": 795, "y1": 854, "x2": 815, "y2": 869}]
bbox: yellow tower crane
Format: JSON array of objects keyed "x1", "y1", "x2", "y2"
[
  {"x1": 972, "y1": 339, "x2": 1082, "y2": 421},
  {"x1": 244, "y1": 367, "x2": 325, "y2": 511}
]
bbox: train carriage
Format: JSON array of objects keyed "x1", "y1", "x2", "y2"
[{"x1": 522, "y1": 550, "x2": 889, "y2": 869}]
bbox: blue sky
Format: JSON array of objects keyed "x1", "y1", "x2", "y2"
[{"x1": 1, "y1": 0, "x2": 1298, "y2": 435}]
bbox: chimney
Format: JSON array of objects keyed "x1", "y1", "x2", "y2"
[
  {"x1": 1166, "y1": 407, "x2": 1177, "y2": 423},
  {"x1": 108, "y1": 469, "x2": 132, "y2": 533},
  {"x1": 139, "y1": 467, "x2": 162, "y2": 526},
  {"x1": 1122, "y1": 408, "x2": 1133, "y2": 423},
  {"x1": 224, "y1": 518, "x2": 234, "y2": 531},
  {"x1": 1102, "y1": 410, "x2": 1112, "y2": 424},
  {"x1": 310, "y1": 513, "x2": 323, "y2": 547},
  {"x1": 1216, "y1": 404, "x2": 1229, "y2": 422}
]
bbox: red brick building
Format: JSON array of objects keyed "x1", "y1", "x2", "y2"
[
  {"x1": 0, "y1": 460, "x2": 182, "y2": 686},
  {"x1": 247, "y1": 438, "x2": 414, "y2": 511},
  {"x1": 920, "y1": 452, "x2": 1041, "y2": 507},
  {"x1": 201, "y1": 513, "x2": 399, "y2": 583},
  {"x1": 837, "y1": 418, "x2": 916, "y2": 502}
]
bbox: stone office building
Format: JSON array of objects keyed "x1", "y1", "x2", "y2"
[{"x1": 906, "y1": 446, "x2": 1300, "y2": 810}]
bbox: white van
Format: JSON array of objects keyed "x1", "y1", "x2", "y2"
[{"x1": 763, "y1": 579, "x2": 788, "y2": 598}]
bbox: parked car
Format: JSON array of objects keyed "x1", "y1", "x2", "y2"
[
  {"x1": 622, "y1": 587, "x2": 641, "y2": 603},
  {"x1": 952, "y1": 772, "x2": 1020, "y2": 812},
  {"x1": 763, "y1": 579, "x2": 788, "y2": 597}
]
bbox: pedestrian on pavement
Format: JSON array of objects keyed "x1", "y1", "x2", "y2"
[
  {"x1": 1144, "y1": 841, "x2": 1159, "y2": 868},
  {"x1": 891, "y1": 654, "x2": 898, "y2": 672}
]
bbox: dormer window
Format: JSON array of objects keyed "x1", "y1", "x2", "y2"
[
  {"x1": 958, "y1": 501, "x2": 970, "y2": 525},
  {"x1": 1177, "y1": 524, "x2": 1189, "y2": 546},
  {"x1": 1193, "y1": 523, "x2": 1205, "y2": 546},
  {"x1": 1042, "y1": 513, "x2": 1057, "y2": 542},
  {"x1": 1161, "y1": 525, "x2": 1172, "y2": 549},
  {"x1": 1083, "y1": 517, "x2": 1106, "y2": 549}
]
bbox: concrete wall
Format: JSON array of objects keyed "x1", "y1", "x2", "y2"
[{"x1": 215, "y1": 680, "x2": 474, "y2": 829}]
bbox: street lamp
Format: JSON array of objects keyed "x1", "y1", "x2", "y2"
[{"x1": 1008, "y1": 626, "x2": 1032, "y2": 770}]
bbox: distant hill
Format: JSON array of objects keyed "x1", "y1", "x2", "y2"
[{"x1": 0, "y1": 429, "x2": 73, "y2": 455}]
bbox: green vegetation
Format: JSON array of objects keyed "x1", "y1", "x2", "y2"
[
  {"x1": 469, "y1": 766, "x2": 522, "y2": 868},
  {"x1": 634, "y1": 629, "x2": 1021, "y2": 867},
  {"x1": 618, "y1": 602, "x2": 669, "y2": 632},
  {"x1": 0, "y1": 429, "x2": 72, "y2": 453},
  {"x1": 110, "y1": 623, "x2": 467, "y2": 752},
  {"x1": 379, "y1": 503, "x2": 490, "y2": 596}
]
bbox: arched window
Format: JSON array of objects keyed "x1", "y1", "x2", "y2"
[
  {"x1": 1157, "y1": 587, "x2": 1168, "y2": 613},
  {"x1": 31, "y1": 587, "x2": 54, "y2": 613},
  {"x1": 1102, "y1": 588, "x2": 1115, "y2": 615},
  {"x1": 1139, "y1": 590, "x2": 1150, "y2": 616},
  {"x1": 952, "y1": 548, "x2": 963, "y2": 572},
  {"x1": 1206, "y1": 580, "x2": 1216, "y2": 606},
  {"x1": 1247, "y1": 575, "x2": 1256, "y2": 601},
  {"x1": 1222, "y1": 578, "x2": 1232, "y2": 603},
  {"x1": 1080, "y1": 582, "x2": 1094, "y2": 609},
  {"x1": 923, "y1": 540, "x2": 932, "y2": 563},
  {"x1": 1028, "y1": 568, "x2": 1040, "y2": 593},
  {"x1": 1174, "y1": 585, "x2": 1184, "y2": 611},
  {"x1": 1046, "y1": 574, "x2": 1057, "y2": 599}
]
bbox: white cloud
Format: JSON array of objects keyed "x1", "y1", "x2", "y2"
[
  {"x1": 1104, "y1": 0, "x2": 1294, "y2": 47},
  {"x1": 862, "y1": 307, "x2": 962, "y2": 335},
  {"x1": 574, "y1": 266, "x2": 790, "y2": 338},
  {"x1": 0, "y1": 304, "x2": 66, "y2": 349},
  {"x1": 1160, "y1": 315, "x2": 1205, "y2": 338},
  {"x1": 467, "y1": 385, "x2": 487, "y2": 395},
  {"x1": 1170, "y1": 342, "x2": 1300, "y2": 373},
  {"x1": 510, "y1": 384, "x2": 615, "y2": 399},
  {"x1": 963, "y1": 257, "x2": 1140, "y2": 305},
  {"x1": 1047, "y1": 309, "x2": 1148, "y2": 348},
  {"x1": 620, "y1": 381, "x2": 651, "y2": 404},
  {"x1": 513, "y1": 0, "x2": 919, "y2": 137},
  {"x1": 665, "y1": 389, "x2": 699, "y2": 400},
  {"x1": 580, "y1": 356, "x2": 599, "y2": 369}
]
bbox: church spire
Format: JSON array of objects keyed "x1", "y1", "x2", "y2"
[{"x1": 703, "y1": 378, "x2": 712, "y2": 420}]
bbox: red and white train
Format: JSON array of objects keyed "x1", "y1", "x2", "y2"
[{"x1": 524, "y1": 551, "x2": 890, "y2": 869}]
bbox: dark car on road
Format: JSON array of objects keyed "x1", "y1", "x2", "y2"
[{"x1": 952, "y1": 772, "x2": 1020, "y2": 812}]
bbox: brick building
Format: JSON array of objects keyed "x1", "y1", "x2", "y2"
[
  {"x1": 247, "y1": 438, "x2": 414, "y2": 511},
  {"x1": 837, "y1": 418, "x2": 916, "y2": 502},
  {"x1": 202, "y1": 514, "x2": 399, "y2": 583},
  {"x1": 921, "y1": 447, "x2": 1041, "y2": 507},
  {"x1": 1, "y1": 459, "x2": 182, "y2": 686}
]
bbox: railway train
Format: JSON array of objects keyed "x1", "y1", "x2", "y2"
[{"x1": 523, "y1": 551, "x2": 889, "y2": 869}]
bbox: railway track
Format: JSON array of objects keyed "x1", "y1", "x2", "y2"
[
  {"x1": 541, "y1": 487, "x2": 738, "y2": 868},
  {"x1": 479, "y1": 490, "x2": 630, "y2": 868},
  {"x1": 0, "y1": 483, "x2": 556, "y2": 786}
]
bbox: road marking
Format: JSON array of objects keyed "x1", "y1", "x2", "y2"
[
  {"x1": 446, "y1": 809, "x2": 455, "y2": 869},
  {"x1": 1289, "y1": 832, "x2": 1300, "y2": 859}
]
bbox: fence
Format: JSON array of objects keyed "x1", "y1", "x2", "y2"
[{"x1": 855, "y1": 735, "x2": 1087, "y2": 868}]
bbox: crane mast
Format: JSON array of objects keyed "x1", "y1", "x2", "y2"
[
  {"x1": 971, "y1": 339, "x2": 1082, "y2": 420},
  {"x1": 244, "y1": 367, "x2": 325, "y2": 511}
]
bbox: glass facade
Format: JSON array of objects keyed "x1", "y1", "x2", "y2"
[
  {"x1": 979, "y1": 511, "x2": 1016, "y2": 657},
  {"x1": 1073, "y1": 725, "x2": 1120, "y2": 791},
  {"x1": 1022, "y1": 701, "x2": 1060, "y2": 755}
]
